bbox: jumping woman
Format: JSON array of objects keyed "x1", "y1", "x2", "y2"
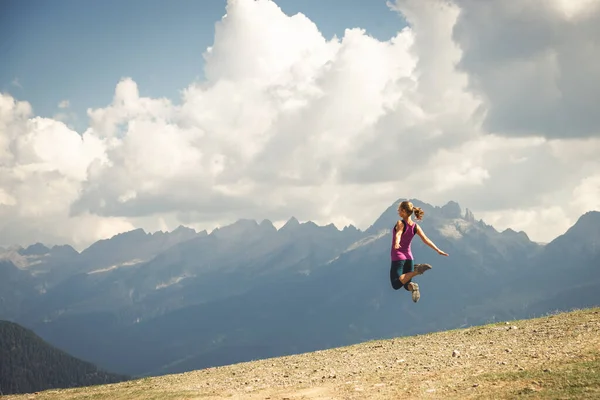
[{"x1": 390, "y1": 200, "x2": 448, "y2": 302}]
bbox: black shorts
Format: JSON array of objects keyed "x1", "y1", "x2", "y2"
[{"x1": 390, "y1": 259, "x2": 414, "y2": 290}]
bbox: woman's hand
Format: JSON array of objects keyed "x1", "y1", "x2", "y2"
[{"x1": 437, "y1": 249, "x2": 449, "y2": 256}]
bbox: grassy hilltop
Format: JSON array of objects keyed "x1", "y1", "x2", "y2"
[{"x1": 4, "y1": 307, "x2": 600, "y2": 400}]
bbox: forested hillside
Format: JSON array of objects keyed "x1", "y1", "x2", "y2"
[{"x1": 0, "y1": 321, "x2": 130, "y2": 395}]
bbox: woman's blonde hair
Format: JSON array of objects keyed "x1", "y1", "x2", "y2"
[{"x1": 398, "y1": 200, "x2": 424, "y2": 221}]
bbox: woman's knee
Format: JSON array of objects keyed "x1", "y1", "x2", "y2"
[{"x1": 391, "y1": 280, "x2": 403, "y2": 290}]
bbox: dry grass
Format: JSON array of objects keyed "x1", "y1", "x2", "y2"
[{"x1": 5, "y1": 307, "x2": 600, "y2": 400}]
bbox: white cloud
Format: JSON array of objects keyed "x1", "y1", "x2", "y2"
[
  {"x1": 0, "y1": 92, "x2": 131, "y2": 248},
  {"x1": 551, "y1": 0, "x2": 598, "y2": 19},
  {"x1": 54, "y1": 100, "x2": 79, "y2": 128},
  {"x1": 476, "y1": 206, "x2": 574, "y2": 244},
  {"x1": 452, "y1": 0, "x2": 600, "y2": 138},
  {"x1": 0, "y1": 0, "x2": 599, "y2": 249},
  {"x1": 571, "y1": 175, "x2": 600, "y2": 214}
]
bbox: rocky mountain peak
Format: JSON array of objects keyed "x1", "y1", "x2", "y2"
[
  {"x1": 464, "y1": 208, "x2": 476, "y2": 222},
  {"x1": 440, "y1": 201, "x2": 462, "y2": 219},
  {"x1": 280, "y1": 216, "x2": 300, "y2": 230},
  {"x1": 18, "y1": 243, "x2": 50, "y2": 256}
]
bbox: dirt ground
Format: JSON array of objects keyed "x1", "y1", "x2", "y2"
[{"x1": 6, "y1": 307, "x2": 600, "y2": 400}]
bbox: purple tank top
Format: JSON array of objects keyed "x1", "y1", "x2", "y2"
[{"x1": 391, "y1": 220, "x2": 417, "y2": 261}]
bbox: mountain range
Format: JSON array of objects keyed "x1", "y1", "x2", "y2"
[{"x1": 1, "y1": 199, "x2": 599, "y2": 379}]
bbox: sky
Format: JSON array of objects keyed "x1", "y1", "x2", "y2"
[
  {"x1": 1, "y1": 0, "x2": 600, "y2": 250},
  {"x1": 1, "y1": 0, "x2": 404, "y2": 132}
]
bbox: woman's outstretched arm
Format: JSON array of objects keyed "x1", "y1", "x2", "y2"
[{"x1": 416, "y1": 225, "x2": 449, "y2": 256}]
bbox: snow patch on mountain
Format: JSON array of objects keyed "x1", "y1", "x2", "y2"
[
  {"x1": 156, "y1": 274, "x2": 195, "y2": 290},
  {"x1": 327, "y1": 229, "x2": 391, "y2": 264},
  {"x1": 87, "y1": 259, "x2": 144, "y2": 274},
  {"x1": 438, "y1": 223, "x2": 463, "y2": 239},
  {"x1": 347, "y1": 229, "x2": 390, "y2": 252},
  {"x1": 437, "y1": 219, "x2": 475, "y2": 239},
  {"x1": 0, "y1": 250, "x2": 32, "y2": 269}
]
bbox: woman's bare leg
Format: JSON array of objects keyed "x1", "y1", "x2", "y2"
[
  {"x1": 399, "y1": 265, "x2": 431, "y2": 303},
  {"x1": 399, "y1": 271, "x2": 419, "y2": 285}
]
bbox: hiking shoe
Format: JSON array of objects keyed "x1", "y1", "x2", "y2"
[
  {"x1": 414, "y1": 263, "x2": 432, "y2": 275},
  {"x1": 410, "y1": 282, "x2": 420, "y2": 303}
]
